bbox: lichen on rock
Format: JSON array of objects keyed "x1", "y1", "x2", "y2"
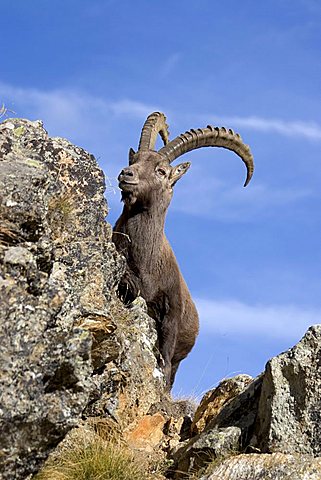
[{"x1": 252, "y1": 324, "x2": 321, "y2": 456}]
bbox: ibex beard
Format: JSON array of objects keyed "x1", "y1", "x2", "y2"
[{"x1": 113, "y1": 112, "x2": 254, "y2": 389}]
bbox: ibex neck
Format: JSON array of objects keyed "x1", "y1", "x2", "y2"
[{"x1": 115, "y1": 206, "x2": 166, "y2": 266}]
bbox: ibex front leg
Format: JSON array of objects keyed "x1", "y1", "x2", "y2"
[{"x1": 159, "y1": 313, "x2": 178, "y2": 389}]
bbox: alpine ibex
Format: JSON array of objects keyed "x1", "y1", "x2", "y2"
[{"x1": 113, "y1": 112, "x2": 254, "y2": 388}]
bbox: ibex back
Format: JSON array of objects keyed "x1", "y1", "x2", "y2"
[{"x1": 113, "y1": 112, "x2": 254, "y2": 389}]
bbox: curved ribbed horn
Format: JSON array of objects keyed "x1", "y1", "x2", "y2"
[
  {"x1": 138, "y1": 112, "x2": 170, "y2": 151},
  {"x1": 158, "y1": 126, "x2": 254, "y2": 187}
]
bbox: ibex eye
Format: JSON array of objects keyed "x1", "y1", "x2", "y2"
[{"x1": 157, "y1": 168, "x2": 166, "y2": 176}]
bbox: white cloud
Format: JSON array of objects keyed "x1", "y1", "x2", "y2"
[
  {"x1": 109, "y1": 99, "x2": 159, "y2": 118},
  {"x1": 0, "y1": 82, "x2": 159, "y2": 141},
  {"x1": 0, "y1": 82, "x2": 159, "y2": 123},
  {"x1": 171, "y1": 173, "x2": 313, "y2": 221},
  {"x1": 0, "y1": 82, "x2": 104, "y2": 138},
  {"x1": 160, "y1": 53, "x2": 181, "y2": 78},
  {"x1": 192, "y1": 113, "x2": 321, "y2": 141},
  {"x1": 196, "y1": 297, "x2": 321, "y2": 342},
  {"x1": 2, "y1": 81, "x2": 321, "y2": 143}
]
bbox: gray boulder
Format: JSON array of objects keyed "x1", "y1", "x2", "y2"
[
  {"x1": 171, "y1": 325, "x2": 321, "y2": 478},
  {"x1": 252, "y1": 325, "x2": 321, "y2": 455}
]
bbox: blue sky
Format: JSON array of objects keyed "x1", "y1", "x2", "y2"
[{"x1": 1, "y1": 0, "x2": 321, "y2": 398}]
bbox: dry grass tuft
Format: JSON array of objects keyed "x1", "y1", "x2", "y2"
[
  {"x1": 0, "y1": 103, "x2": 15, "y2": 119},
  {"x1": 34, "y1": 434, "x2": 154, "y2": 480},
  {"x1": 0, "y1": 103, "x2": 9, "y2": 118}
]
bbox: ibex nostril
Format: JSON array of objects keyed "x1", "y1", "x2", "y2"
[{"x1": 121, "y1": 168, "x2": 134, "y2": 177}]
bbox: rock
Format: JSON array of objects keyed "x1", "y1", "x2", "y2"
[
  {"x1": 149, "y1": 395, "x2": 197, "y2": 452},
  {"x1": 163, "y1": 416, "x2": 187, "y2": 451},
  {"x1": 172, "y1": 427, "x2": 241, "y2": 478},
  {"x1": 85, "y1": 296, "x2": 165, "y2": 427},
  {"x1": 207, "y1": 375, "x2": 263, "y2": 445},
  {"x1": 192, "y1": 375, "x2": 253, "y2": 436},
  {"x1": 0, "y1": 118, "x2": 165, "y2": 479},
  {"x1": 201, "y1": 453, "x2": 321, "y2": 480},
  {"x1": 5, "y1": 116, "x2": 321, "y2": 480},
  {"x1": 0, "y1": 118, "x2": 107, "y2": 479},
  {"x1": 169, "y1": 375, "x2": 263, "y2": 477},
  {"x1": 252, "y1": 325, "x2": 321, "y2": 456},
  {"x1": 171, "y1": 326, "x2": 321, "y2": 478},
  {"x1": 125, "y1": 413, "x2": 166, "y2": 451}
]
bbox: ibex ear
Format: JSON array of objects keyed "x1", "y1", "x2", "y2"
[
  {"x1": 128, "y1": 147, "x2": 136, "y2": 165},
  {"x1": 170, "y1": 162, "x2": 191, "y2": 186}
]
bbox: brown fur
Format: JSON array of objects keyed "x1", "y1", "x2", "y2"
[
  {"x1": 112, "y1": 113, "x2": 253, "y2": 389},
  {"x1": 113, "y1": 150, "x2": 199, "y2": 388}
]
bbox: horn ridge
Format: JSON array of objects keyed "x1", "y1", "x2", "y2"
[
  {"x1": 158, "y1": 125, "x2": 254, "y2": 187},
  {"x1": 138, "y1": 112, "x2": 170, "y2": 151}
]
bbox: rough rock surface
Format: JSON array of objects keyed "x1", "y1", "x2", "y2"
[
  {"x1": 171, "y1": 375, "x2": 259, "y2": 477},
  {"x1": 192, "y1": 374, "x2": 253, "y2": 435},
  {"x1": 172, "y1": 427, "x2": 241, "y2": 479},
  {"x1": 252, "y1": 325, "x2": 321, "y2": 455},
  {"x1": 171, "y1": 327, "x2": 321, "y2": 478},
  {"x1": 125, "y1": 413, "x2": 167, "y2": 451},
  {"x1": 206, "y1": 374, "x2": 263, "y2": 445},
  {"x1": 201, "y1": 453, "x2": 321, "y2": 480},
  {"x1": 85, "y1": 296, "x2": 165, "y2": 427},
  {"x1": 0, "y1": 118, "x2": 164, "y2": 479}
]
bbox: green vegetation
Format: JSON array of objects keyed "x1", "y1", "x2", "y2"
[{"x1": 14, "y1": 125, "x2": 25, "y2": 136}]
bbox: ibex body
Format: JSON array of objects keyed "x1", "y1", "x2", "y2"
[{"x1": 113, "y1": 113, "x2": 254, "y2": 388}]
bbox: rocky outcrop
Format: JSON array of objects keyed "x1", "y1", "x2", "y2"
[
  {"x1": 171, "y1": 326, "x2": 321, "y2": 479},
  {"x1": 170, "y1": 375, "x2": 262, "y2": 477},
  {"x1": 252, "y1": 325, "x2": 321, "y2": 455},
  {"x1": 0, "y1": 118, "x2": 164, "y2": 480},
  {"x1": 2, "y1": 117, "x2": 321, "y2": 480},
  {"x1": 191, "y1": 375, "x2": 253, "y2": 436},
  {"x1": 85, "y1": 296, "x2": 165, "y2": 427}
]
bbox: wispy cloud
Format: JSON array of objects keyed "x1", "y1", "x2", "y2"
[
  {"x1": 191, "y1": 113, "x2": 321, "y2": 141},
  {"x1": 0, "y1": 82, "x2": 162, "y2": 142},
  {"x1": 160, "y1": 52, "x2": 181, "y2": 78},
  {"x1": 0, "y1": 82, "x2": 105, "y2": 139},
  {"x1": 196, "y1": 297, "x2": 321, "y2": 341},
  {"x1": 2, "y1": 81, "x2": 321, "y2": 142},
  {"x1": 109, "y1": 99, "x2": 159, "y2": 118},
  {"x1": 171, "y1": 172, "x2": 313, "y2": 221},
  {"x1": 2, "y1": 80, "x2": 316, "y2": 222}
]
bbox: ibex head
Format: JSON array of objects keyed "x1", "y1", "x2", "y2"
[{"x1": 118, "y1": 112, "x2": 254, "y2": 209}]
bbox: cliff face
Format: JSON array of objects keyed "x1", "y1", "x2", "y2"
[
  {"x1": 0, "y1": 119, "x2": 164, "y2": 480},
  {"x1": 1, "y1": 118, "x2": 321, "y2": 480}
]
